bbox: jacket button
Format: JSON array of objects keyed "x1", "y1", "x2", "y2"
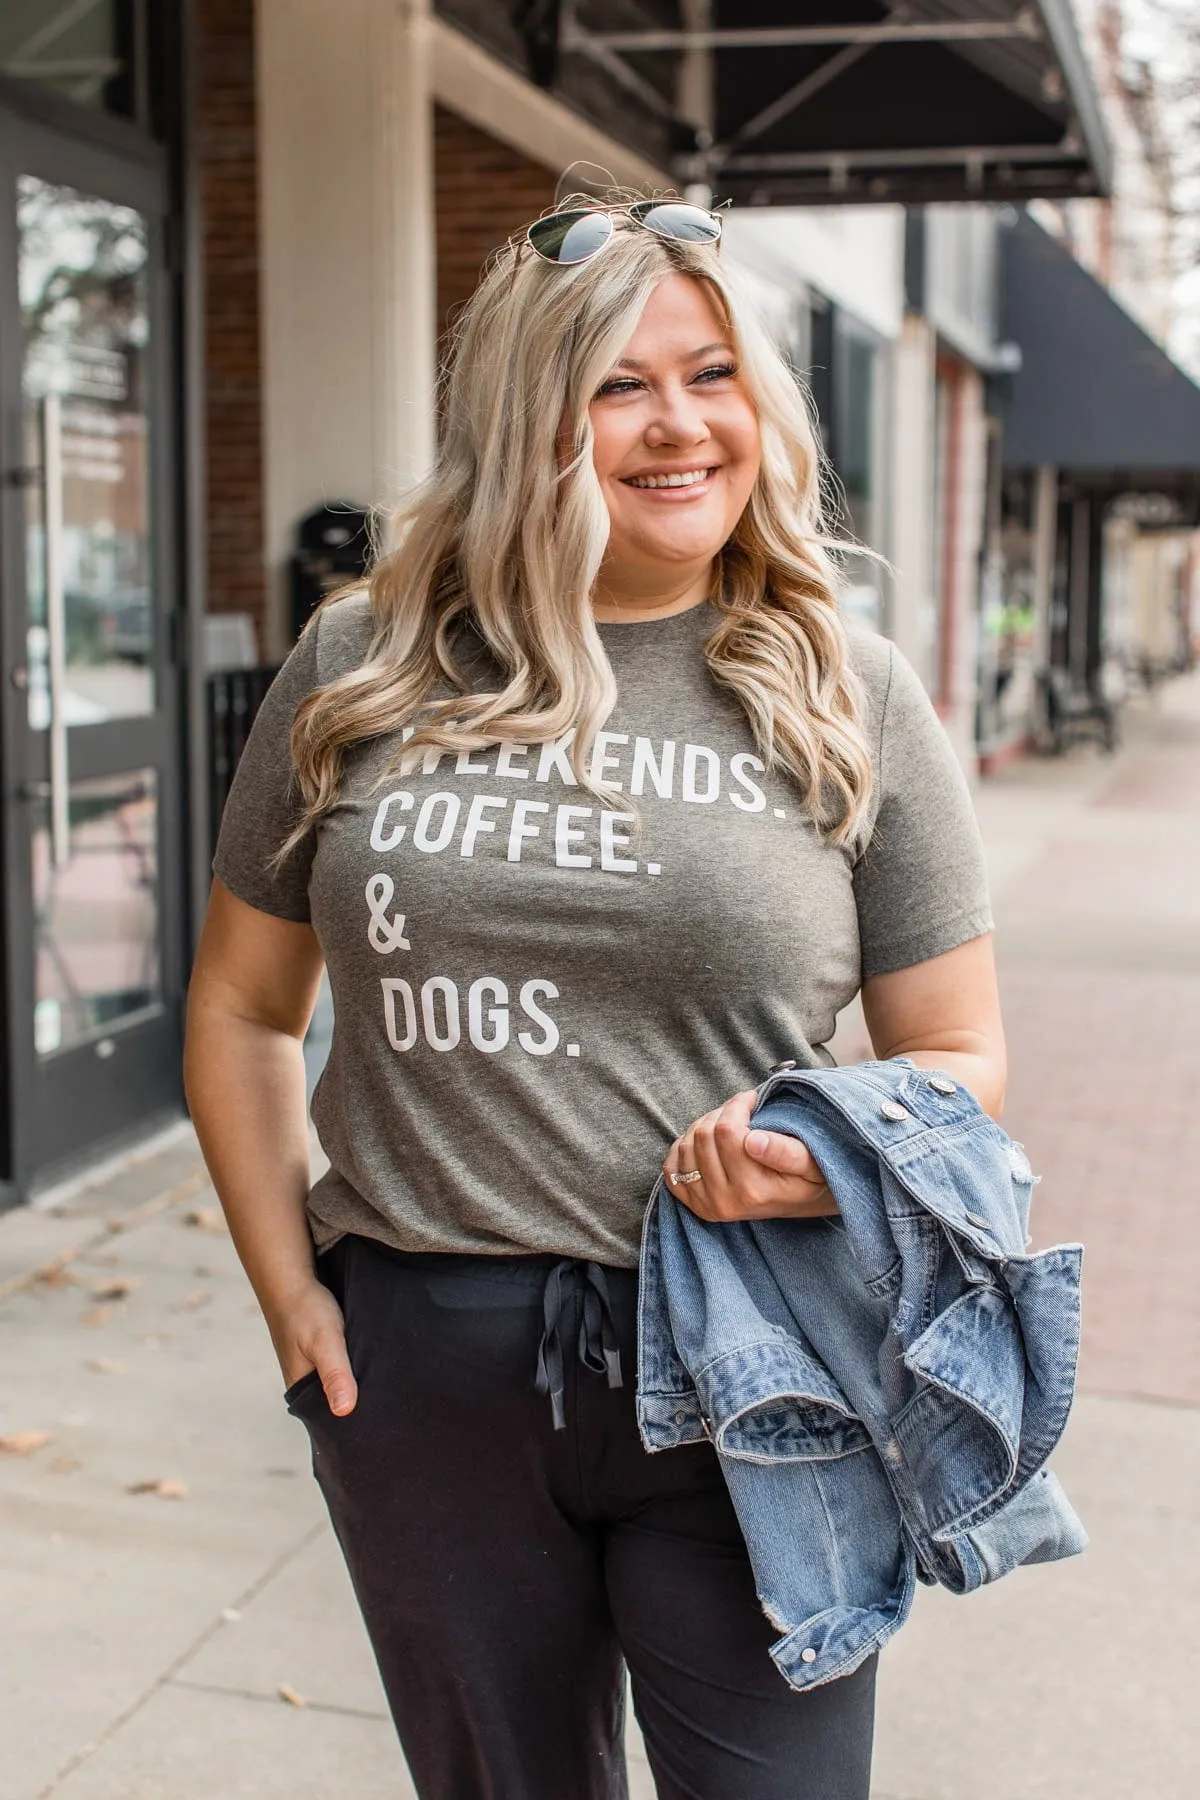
[
  {"x1": 880, "y1": 1101, "x2": 909, "y2": 1122},
  {"x1": 674, "y1": 1410, "x2": 689, "y2": 1426},
  {"x1": 927, "y1": 1075, "x2": 957, "y2": 1095},
  {"x1": 801, "y1": 1648, "x2": 818, "y2": 1664},
  {"x1": 770, "y1": 1058, "x2": 798, "y2": 1073}
]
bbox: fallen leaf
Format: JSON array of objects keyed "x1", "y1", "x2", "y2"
[
  {"x1": 105, "y1": 1218, "x2": 125, "y2": 1235},
  {"x1": 91, "y1": 1277, "x2": 140, "y2": 1301},
  {"x1": 49, "y1": 1455, "x2": 82, "y2": 1474},
  {"x1": 82, "y1": 1305, "x2": 111, "y2": 1328},
  {"x1": 86, "y1": 1357, "x2": 126, "y2": 1375},
  {"x1": 192, "y1": 1264, "x2": 216, "y2": 1278},
  {"x1": 182, "y1": 1207, "x2": 227, "y2": 1234},
  {"x1": 126, "y1": 1477, "x2": 188, "y2": 1499},
  {"x1": 174, "y1": 1290, "x2": 212, "y2": 1313},
  {"x1": 136, "y1": 1332, "x2": 172, "y2": 1347},
  {"x1": 92, "y1": 1252, "x2": 123, "y2": 1267},
  {"x1": 278, "y1": 1683, "x2": 307, "y2": 1708},
  {"x1": 0, "y1": 1430, "x2": 54, "y2": 1455},
  {"x1": 35, "y1": 1263, "x2": 78, "y2": 1288}
]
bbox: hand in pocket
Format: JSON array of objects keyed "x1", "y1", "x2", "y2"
[{"x1": 269, "y1": 1280, "x2": 358, "y2": 1416}]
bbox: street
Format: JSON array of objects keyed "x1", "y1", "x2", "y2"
[{"x1": 2, "y1": 672, "x2": 1199, "y2": 1799}]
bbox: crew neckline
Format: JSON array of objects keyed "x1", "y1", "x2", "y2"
[{"x1": 594, "y1": 598, "x2": 717, "y2": 633}]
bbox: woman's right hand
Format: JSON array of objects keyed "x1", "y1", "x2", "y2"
[{"x1": 268, "y1": 1280, "x2": 358, "y2": 1416}]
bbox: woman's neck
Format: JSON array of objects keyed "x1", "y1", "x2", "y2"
[{"x1": 591, "y1": 561, "x2": 714, "y2": 624}]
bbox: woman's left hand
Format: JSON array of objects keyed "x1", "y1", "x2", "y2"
[{"x1": 663, "y1": 1089, "x2": 839, "y2": 1222}]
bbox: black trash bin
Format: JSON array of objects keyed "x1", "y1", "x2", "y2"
[{"x1": 289, "y1": 503, "x2": 372, "y2": 643}]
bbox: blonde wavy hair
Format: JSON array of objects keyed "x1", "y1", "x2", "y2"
[{"x1": 285, "y1": 197, "x2": 873, "y2": 850}]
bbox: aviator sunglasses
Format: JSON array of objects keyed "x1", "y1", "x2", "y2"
[{"x1": 525, "y1": 200, "x2": 723, "y2": 266}]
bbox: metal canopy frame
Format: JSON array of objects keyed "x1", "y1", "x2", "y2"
[
  {"x1": 488, "y1": 0, "x2": 1114, "y2": 207},
  {"x1": 580, "y1": 20, "x2": 1046, "y2": 51}
]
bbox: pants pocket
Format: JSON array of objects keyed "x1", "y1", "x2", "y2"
[{"x1": 284, "y1": 1367, "x2": 323, "y2": 1411}]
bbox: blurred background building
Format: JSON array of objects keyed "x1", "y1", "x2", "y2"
[{"x1": 0, "y1": 0, "x2": 1197, "y2": 1202}]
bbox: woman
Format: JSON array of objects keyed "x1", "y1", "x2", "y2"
[{"x1": 185, "y1": 196, "x2": 1004, "y2": 1800}]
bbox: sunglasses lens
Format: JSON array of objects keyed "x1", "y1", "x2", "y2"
[
  {"x1": 630, "y1": 202, "x2": 722, "y2": 244},
  {"x1": 527, "y1": 210, "x2": 614, "y2": 264}
]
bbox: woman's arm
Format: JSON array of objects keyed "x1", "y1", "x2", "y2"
[
  {"x1": 663, "y1": 935, "x2": 1006, "y2": 1221},
  {"x1": 183, "y1": 879, "x2": 358, "y2": 1414},
  {"x1": 860, "y1": 933, "x2": 1006, "y2": 1118}
]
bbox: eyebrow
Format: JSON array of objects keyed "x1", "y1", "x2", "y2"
[{"x1": 613, "y1": 342, "x2": 736, "y2": 372}]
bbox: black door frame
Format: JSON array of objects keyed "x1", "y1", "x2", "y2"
[{"x1": 0, "y1": 80, "x2": 188, "y2": 1204}]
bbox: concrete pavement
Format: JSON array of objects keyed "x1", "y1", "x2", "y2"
[{"x1": 3, "y1": 672, "x2": 1200, "y2": 1798}]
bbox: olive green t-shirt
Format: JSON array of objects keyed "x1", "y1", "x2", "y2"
[{"x1": 213, "y1": 595, "x2": 992, "y2": 1266}]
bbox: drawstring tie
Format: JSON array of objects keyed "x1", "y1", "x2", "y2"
[{"x1": 535, "y1": 1258, "x2": 624, "y2": 1431}]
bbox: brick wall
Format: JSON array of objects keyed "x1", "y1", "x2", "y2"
[
  {"x1": 434, "y1": 104, "x2": 558, "y2": 350},
  {"x1": 195, "y1": 0, "x2": 266, "y2": 646},
  {"x1": 188, "y1": 91, "x2": 555, "y2": 649}
]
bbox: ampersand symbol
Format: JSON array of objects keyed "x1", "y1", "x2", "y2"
[{"x1": 365, "y1": 873, "x2": 411, "y2": 954}]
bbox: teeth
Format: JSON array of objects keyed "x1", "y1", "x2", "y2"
[{"x1": 627, "y1": 468, "x2": 713, "y2": 489}]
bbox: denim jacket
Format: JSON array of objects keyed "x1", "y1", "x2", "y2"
[{"x1": 636, "y1": 1060, "x2": 1087, "y2": 1692}]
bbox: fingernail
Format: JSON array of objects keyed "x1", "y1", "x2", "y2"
[
  {"x1": 746, "y1": 1130, "x2": 769, "y2": 1156},
  {"x1": 329, "y1": 1389, "x2": 352, "y2": 1415}
]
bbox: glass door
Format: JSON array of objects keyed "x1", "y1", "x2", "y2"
[{"x1": 0, "y1": 106, "x2": 184, "y2": 1197}]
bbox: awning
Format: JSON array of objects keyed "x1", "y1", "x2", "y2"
[
  {"x1": 998, "y1": 212, "x2": 1200, "y2": 474},
  {"x1": 437, "y1": 1, "x2": 1111, "y2": 206}
]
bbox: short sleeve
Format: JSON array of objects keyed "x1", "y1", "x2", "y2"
[
  {"x1": 212, "y1": 629, "x2": 321, "y2": 922},
  {"x1": 853, "y1": 644, "x2": 994, "y2": 978}
]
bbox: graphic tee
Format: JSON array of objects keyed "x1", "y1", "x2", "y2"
[{"x1": 213, "y1": 595, "x2": 993, "y2": 1266}]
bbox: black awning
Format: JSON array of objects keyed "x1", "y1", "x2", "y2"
[
  {"x1": 999, "y1": 212, "x2": 1200, "y2": 474},
  {"x1": 439, "y1": 2, "x2": 1111, "y2": 207}
]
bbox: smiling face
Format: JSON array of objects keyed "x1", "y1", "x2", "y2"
[{"x1": 588, "y1": 273, "x2": 761, "y2": 606}]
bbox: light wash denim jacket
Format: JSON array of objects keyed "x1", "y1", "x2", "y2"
[{"x1": 636, "y1": 1060, "x2": 1087, "y2": 1693}]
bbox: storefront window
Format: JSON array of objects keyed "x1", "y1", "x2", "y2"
[
  {"x1": 985, "y1": 470, "x2": 1040, "y2": 750},
  {"x1": 803, "y1": 296, "x2": 886, "y2": 629},
  {"x1": 19, "y1": 175, "x2": 155, "y2": 727},
  {"x1": 0, "y1": 2, "x2": 136, "y2": 118},
  {"x1": 31, "y1": 769, "x2": 160, "y2": 1057},
  {"x1": 833, "y1": 314, "x2": 885, "y2": 632},
  {"x1": 836, "y1": 325, "x2": 877, "y2": 542}
]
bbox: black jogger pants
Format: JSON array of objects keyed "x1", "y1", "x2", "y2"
[{"x1": 286, "y1": 1232, "x2": 877, "y2": 1800}]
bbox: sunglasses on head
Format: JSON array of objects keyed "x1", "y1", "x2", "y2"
[{"x1": 525, "y1": 200, "x2": 723, "y2": 266}]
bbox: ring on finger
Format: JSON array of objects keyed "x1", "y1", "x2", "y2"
[{"x1": 669, "y1": 1169, "x2": 703, "y2": 1185}]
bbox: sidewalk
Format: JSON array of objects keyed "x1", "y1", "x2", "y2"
[{"x1": 3, "y1": 675, "x2": 1199, "y2": 1799}]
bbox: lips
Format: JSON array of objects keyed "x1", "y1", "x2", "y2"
[{"x1": 623, "y1": 466, "x2": 719, "y2": 489}]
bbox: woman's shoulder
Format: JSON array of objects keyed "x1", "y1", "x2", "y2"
[
  {"x1": 841, "y1": 620, "x2": 895, "y2": 749},
  {"x1": 313, "y1": 587, "x2": 376, "y2": 684}
]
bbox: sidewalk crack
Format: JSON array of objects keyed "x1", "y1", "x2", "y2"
[
  {"x1": 36, "y1": 1519, "x2": 328, "y2": 1797},
  {"x1": 170, "y1": 1676, "x2": 390, "y2": 1724}
]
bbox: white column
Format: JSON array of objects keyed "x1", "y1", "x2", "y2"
[
  {"x1": 256, "y1": 0, "x2": 436, "y2": 658},
  {"x1": 370, "y1": 0, "x2": 437, "y2": 511},
  {"x1": 677, "y1": 0, "x2": 715, "y2": 206},
  {"x1": 886, "y1": 314, "x2": 937, "y2": 689},
  {"x1": 945, "y1": 366, "x2": 987, "y2": 772}
]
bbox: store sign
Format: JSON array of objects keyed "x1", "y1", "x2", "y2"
[{"x1": 24, "y1": 341, "x2": 128, "y2": 403}]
